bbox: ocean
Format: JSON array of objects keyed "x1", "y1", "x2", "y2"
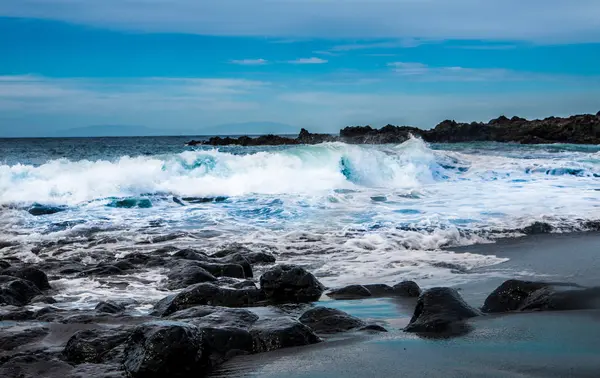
[{"x1": 2, "y1": 136, "x2": 600, "y2": 312}]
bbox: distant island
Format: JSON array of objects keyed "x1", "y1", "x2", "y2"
[{"x1": 189, "y1": 112, "x2": 600, "y2": 146}]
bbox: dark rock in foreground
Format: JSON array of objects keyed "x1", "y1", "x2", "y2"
[
  {"x1": 299, "y1": 307, "x2": 366, "y2": 334},
  {"x1": 250, "y1": 317, "x2": 321, "y2": 353},
  {"x1": 405, "y1": 287, "x2": 481, "y2": 335},
  {"x1": 123, "y1": 321, "x2": 208, "y2": 378},
  {"x1": 260, "y1": 264, "x2": 325, "y2": 303},
  {"x1": 483, "y1": 279, "x2": 600, "y2": 313},
  {"x1": 482, "y1": 280, "x2": 551, "y2": 313},
  {"x1": 193, "y1": 112, "x2": 600, "y2": 146}
]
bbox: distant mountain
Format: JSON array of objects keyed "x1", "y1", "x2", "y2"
[
  {"x1": 53, "y1": 125, "x2": 164, "y2": 137},
  {"x1": 52, "y1": 122, "x2": 298, "y2": 137},
  {"x1": 199, "y1": 122, "x2": 298, "y2": 136}
]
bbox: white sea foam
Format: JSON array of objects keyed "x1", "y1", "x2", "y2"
[{"x1": 2, "y1": 137, "x2": 600, "y2": 305}]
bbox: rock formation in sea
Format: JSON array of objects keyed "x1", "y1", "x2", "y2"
[{"x1": 188, "y1": 112, "x2": 600, "y2": 146}]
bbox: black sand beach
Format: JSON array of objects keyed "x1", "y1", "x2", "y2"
[{"x1": 211, "y1": 232, "x2": 600, "y2": 377}]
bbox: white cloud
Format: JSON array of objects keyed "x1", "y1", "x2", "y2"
[
  {"x1": 1, "y1": 0, "x2": 599, "y2": 42},
  {"x1": 388, "y1": 62, "x2": 521, "y2": 81},
  {"x1": 230, "y1": 58, "x2": 268, "y2": 65},
  {"x1": 287, "y1": 57, "x2": 328, "y2": 65},
  {"x1": 1, "y1": 74, "x2": 599, "y2": 136}
]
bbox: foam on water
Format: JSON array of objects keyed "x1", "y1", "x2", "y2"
[{"x1": 2, "y1": 137, "x2": 600, "y2": 308}]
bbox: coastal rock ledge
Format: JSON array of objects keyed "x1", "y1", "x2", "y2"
[{"x1": 188, "y1": 112, "x2": 600, "y2": 146}]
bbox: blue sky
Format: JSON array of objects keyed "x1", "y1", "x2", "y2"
[{"x1": 1, "y1": 1, "x2": 600, "y2": 137}]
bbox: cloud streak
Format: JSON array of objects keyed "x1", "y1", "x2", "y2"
[
  {"x1": 1, "y1": 0, "x2": 600, "y2": 42},
  {"x1": 287, "y1": 57, "x2": 328, "y2": 65},
  {"x1": 230, "y1": 58, "x2": 268, "y2": 65}
]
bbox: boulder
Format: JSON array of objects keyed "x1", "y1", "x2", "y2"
[
  {"x1": 260, "y1": 265, "x2": 325, "y2": 303},
  {"x1": 519, "y1": 286, "x2": 600, "y2": 312},
  {"x1": 326, "y1": 285, "x2": 371, "y2": 300},
  {"x1": 194, "y1": 262, "x2": 246, "y2": 279},
  {"x1": 202, "y1": 327, "x2": 253, "y2": 366},
  {"x1": 95, "y1": 301, "x2": 126, "y2": 314},
  {"x1": 166, "y1": 265, "x2": 217, "y2": 290},
  {"x1": 214, "y1": 253, "x2": 253, "y2": 278},
  {"x1": 299, "y1": 307, "x2": 365, "y2": 334},
  {"x1": 1, "y1": 267, "x2": 51, "y2": 291},
  {"x1": 327, "y1": 281, "x2": 421, "y2": 300},
  {"x1": 152, "y1": 283, "x2": 265, "y2": 317},
  {"x1": 0, "y1": 275, "x2": 42, "y2": 306},
  {"x1": 211, "y1": 244, "x2": 276, "y2": 265},
  {"x1": 393, "y1": 281, "x2": 422, "y2": 297},
  {"x1": 404, "y1": 287, "x2": 481, "y2": 334},
  {"x1": 123, "y1": 321, "x2": 208, "y2": 378},
  {"x1": 64, "y1": 328, "x2": 129, "y2": 364},
  {"x1": 250, "y1": 317, "x2": 321, "y2": 353},
  {"x1": 481, "y1": 280, "x2": 550, "y2": 313}
]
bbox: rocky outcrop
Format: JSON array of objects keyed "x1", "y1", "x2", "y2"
[{"x1": 193, "y1": 112, "x2": 600, "y2": 146}]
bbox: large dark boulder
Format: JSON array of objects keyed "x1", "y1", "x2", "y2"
[
  {"x1": 327, "y1": 281, "x2": 421, "y2": 300},
  {"x1": 123, "y1": 321, "x2": 208, "y2": 378},
  {"x1": 481, "y1": 280, "x2": 551, "y2": 313},
  {"x1": 1, "y1": 267, "x2": 51, "y2": 291},
  {"x1": 64, "y1": 328, "x2": 129, "y2": 364},
  {"x1": 152, "y1": 283, "x2": 265, "y2": 317},
  {"x1": 519, "y1": 286, "x2": 600, "y2": 312},
  {"x1": 0, "y1": 275, "x2": 42, "y2": 306},
  {"x1": 214, "y1": 254, "x2": 253, "y2": 278},
  {"x1": 166, "y1": 265, "x2": 217, "y2": 290},
  {"x1": 250, "y1": 317, "x2": 321, "y2": 353},
  {"x1": 259, "y1": 265, "x2": 324, "y2": 303},
  {"x1": 299, "y1": 307, "x2": 365, "y2": 334},
  {"x1": 405, "y1": 287, "x2": 481, "y2": 334}
]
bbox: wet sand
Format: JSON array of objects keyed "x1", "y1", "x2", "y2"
[{"x1": 212, "y1": 232, "x2": 600, "y2": 377}]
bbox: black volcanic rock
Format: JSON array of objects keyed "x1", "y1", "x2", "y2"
[
  {"x1": 152, "y1": 283, "x2": 266, "y2": 316},
  {"x1": 123, "y1": 322, "x2": 208, "y2": 378},
  {"x1": 196, "y1": 112, "x2": 600, "y2": 146},
  {"x1": 299, "y1": 307, "x2": 366, "y2": 334},
  {"x1": 259, "y1": 264, "x2": 325, "y2": 303},
  {"x1": 405, "y1": 287, "x2": 481, "y2": 334},
  {"x1": 250, "y1": 317, "x2": 321, "y2": 353},
  {"x1": 482, "y1": 280, "x2": 549, "y2": 313},
  {"x1": 0, "y1": 276, "x2": 42, "y2": 306},
  {"x1": 1, "y1": 266, "x2": 51, "y2": 291}
]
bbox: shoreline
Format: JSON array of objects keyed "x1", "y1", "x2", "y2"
[{"x1": 211, "y1": 231, "x2": 600, "y2": 377}]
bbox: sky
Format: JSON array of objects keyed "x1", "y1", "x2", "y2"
[{"x1": 1, "y1": 0, "x2": 600, "y2": 137}]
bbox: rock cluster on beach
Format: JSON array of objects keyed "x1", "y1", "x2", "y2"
[
  {"x1": 2, "y1": 243, "x2": 600, "y2": 377},
  {"x1": 187, "y1": 112, "x2": 600, "y2": 146}
]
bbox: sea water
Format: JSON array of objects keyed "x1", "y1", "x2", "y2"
[{"x1": 1, "y1": 136, "x2": 600, "y2": 310}]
